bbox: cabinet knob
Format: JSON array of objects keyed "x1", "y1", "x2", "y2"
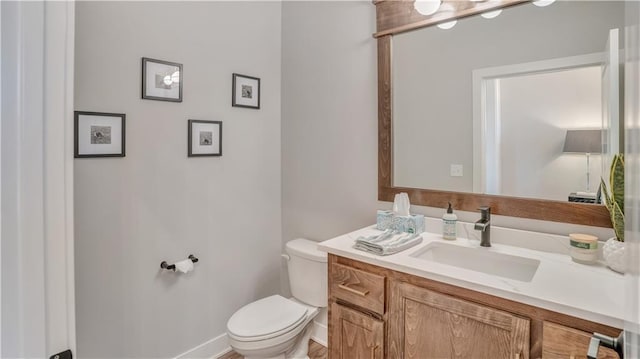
[{"x1": 338, "y1": 283, "x2": 370, "y2": 297}]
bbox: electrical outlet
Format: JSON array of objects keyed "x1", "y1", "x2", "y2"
[{"x1": 450, "y1": 164, "x2": 463, "y2": 177}]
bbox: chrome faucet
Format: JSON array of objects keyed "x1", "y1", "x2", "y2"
[{"x1": 474, "y1": 206, "x2": 491, "y2": 247}]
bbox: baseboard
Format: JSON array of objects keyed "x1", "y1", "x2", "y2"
[
  {"x1": 173, "y1": 333, "x2": 231, "y2": 359},
  {"x1": 310, "y1": 320, "x2": 327, "y2": 347},
  {"x1": 174, "y1": 319, "x2": 326, "y2": 359}
]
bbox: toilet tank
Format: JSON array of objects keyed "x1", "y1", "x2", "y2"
[{"x1": 285, "y1": 238, "x2": 327, "y2": 307}]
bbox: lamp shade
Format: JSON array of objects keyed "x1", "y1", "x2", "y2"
[{"x1": 562, "y1": 129, "x2": 602, "y2": 154}]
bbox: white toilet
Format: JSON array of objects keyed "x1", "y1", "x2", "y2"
[{"x1": 226, "y1": 238, "x2": 327, "y2": 359}]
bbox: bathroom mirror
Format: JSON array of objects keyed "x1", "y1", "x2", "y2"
[{"x1": 376, "y1": 0, "x2": 621, "y2": 226}]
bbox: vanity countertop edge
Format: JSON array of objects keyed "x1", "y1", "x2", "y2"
[{"x1": 318, "y1": 225, "x2": 625, "y2": 329}]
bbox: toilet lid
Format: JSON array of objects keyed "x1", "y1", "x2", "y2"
[{"x1": 227, "y1": 295, "x2": 308, "y2": 341}]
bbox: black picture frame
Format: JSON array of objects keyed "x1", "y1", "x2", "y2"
[
  {"x1": 142, "y1": 57, "x2": 183, "y2": 102},
  {"x1": 188, "y1": 120, "x2": 222, "y2": 157},
  {"x1": 232, "y1": 73, "x2": 260, "y2": 109},
  {"x1": 74, "y1": 111, "x2": 126, "y2": 158}
]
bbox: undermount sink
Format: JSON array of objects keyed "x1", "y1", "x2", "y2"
[{"x1": 410, "y1": 242, "x2": 541, "y2": 282}]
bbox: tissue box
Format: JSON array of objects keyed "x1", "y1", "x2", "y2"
[
  {"x1": 376, "y1": 210, "x2": 393, "y2": 230},
  {"x1": 392, "y1": 214, "x2": 425, "y2": 234}
]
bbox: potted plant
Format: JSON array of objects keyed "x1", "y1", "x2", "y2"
[{"x1": 600, "y1": 153, "x2": 625, "y2": 273}]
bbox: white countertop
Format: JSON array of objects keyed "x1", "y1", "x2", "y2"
[{"x1": 318, "y1": 225, "x2": 625, "y2": 328}]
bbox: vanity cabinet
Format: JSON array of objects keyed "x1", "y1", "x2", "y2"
[
  {"x1": 388, "y1": 280, "x2": 530, "y2": 358},
  {"x1": 328, "y1": 254, "x2": 621, "y2": 359}
]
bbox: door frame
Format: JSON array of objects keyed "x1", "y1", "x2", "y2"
[{"x1": 1, "y1": 1, "x2": 76, "y2": 357}]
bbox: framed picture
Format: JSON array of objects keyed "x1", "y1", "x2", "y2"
[
  {"x1": 232, "y1": 73, "x2": 260, "y2": 109},
  {"x1": 188, "y1": 120, "x2": 222, "y2": 157},
  {"x1": 142, "y1": 57, "x2": 183, "y2": 102},
  {"x1": 74, "y1": 111, "x2": 125, "y2": 158}
]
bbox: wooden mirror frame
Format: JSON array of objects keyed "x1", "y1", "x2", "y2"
[{"x1": 374, "y1": 0, "x2": 612, "y2": 227}]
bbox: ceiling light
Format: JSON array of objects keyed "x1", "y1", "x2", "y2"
[
  {"x1": 437, "y1": 20, "x2": 457, "y2": 30},
  {"x1": 532, "y1": 0, "x2": 556, "y2": 7},
  {"x1": 414, "y1": 0, "x2": 442, "y2": 16},
  {"x1": 481, "y1": 9, "x2": 502, "y2": 19}
]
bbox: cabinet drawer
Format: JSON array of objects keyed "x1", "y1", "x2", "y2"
[
  {"x1": 542, "y1": 321, "x2": 620, "y2": 359},
  {"x1": 330, "y1": 262, "x2": 385, "y2": 314}
]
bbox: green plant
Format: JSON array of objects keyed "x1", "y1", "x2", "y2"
[{"x1": 601, "y1": 154, "x2": 625, "y2": 242}]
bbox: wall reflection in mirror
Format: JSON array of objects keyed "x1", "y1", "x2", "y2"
[{"x1": 392, "y1": 1, "x2": 624, "y2": 203}]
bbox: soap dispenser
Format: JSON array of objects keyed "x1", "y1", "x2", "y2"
[{"x1": 443, "y1": 202, "x2": 457, "y2": 240}]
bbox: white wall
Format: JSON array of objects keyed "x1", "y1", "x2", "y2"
[
  {"x1": 281, "y1": 1, "x2": 379, "y2": 244},
  {"x1": 74, "y1": 2, "x2": 282, "y2": 357}
]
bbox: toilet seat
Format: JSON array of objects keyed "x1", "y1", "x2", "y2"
[{"x1": 227, "y1": 295, "x2": 308, "y2": 342}]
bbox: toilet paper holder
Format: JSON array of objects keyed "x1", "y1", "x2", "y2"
[{"x1": 160, "y1": 254, "x2": 199, "y2": 271}]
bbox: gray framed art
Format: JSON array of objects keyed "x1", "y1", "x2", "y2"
[
  {"x1": 74, "y1": 111, "x2": 126, "y2": 158},
  {"x1": 232, "y1": 73, "x2": 260, "y2": 109},
  {"x1": 188, "y1": 120, "x2": 222, "y2": 157},
  {"x1": 142, "y1": 57, "x2": 183, "y2": 102}
]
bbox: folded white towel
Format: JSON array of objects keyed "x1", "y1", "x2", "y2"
[{"x1": 354, "y1": 231, "x2": 423, "y2": 256}]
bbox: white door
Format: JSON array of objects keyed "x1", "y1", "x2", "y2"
[{"x1": 1, "y1": 2, "x2": 76, "y2": 357}]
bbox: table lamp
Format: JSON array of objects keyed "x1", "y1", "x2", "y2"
[{"x1": 562, "y1": 129, "x2": 602, "y2": 193}]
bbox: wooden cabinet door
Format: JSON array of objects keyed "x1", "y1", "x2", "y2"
[
  {"x1": 329, "y1": 302, "x2": 383, "y2": 359},
  {"x1": 542, "y1": 321, "x2": 620, "y2": 359},
  {"x1": 388, "y1": 280, "x2": 530, "y2": 359}
]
